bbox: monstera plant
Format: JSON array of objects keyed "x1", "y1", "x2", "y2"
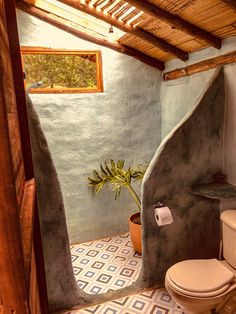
[{"x1": 88, "y1": 160, "x2": 148, "y2": 254}]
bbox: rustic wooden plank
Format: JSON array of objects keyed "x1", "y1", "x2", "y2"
[
  {"x1": 163, "y1": 50, "x2": 236, "y2": 80},
  {"x1": 0, "y1": 2, "x2": 28, "y2": 312},
  {"x1": 1, "y1": 45, "x2": 18, "y2": 114},
  {"x1": 15, "y1": 160, "x2": 26, "y2": 206},
  {"x1": 17, "y1": 1, "x2": 165, "y2": 70},
  {"x1": 122, "y1": 7, "x2": 139, "y2": 22},
  {"x1": 124, "y1": 0, "x2": 221, "y2": 49},
  {"x1": 20, "y1": 179, "x2": 36, "y2": 286},
  {"x1": 119, "y1": 34, "x2": 171, "y2": 61},
  {"x1": 7, "y1": 114, "x2": 23, "y2": 174},
  {"x1": 56, "y1": 0, "x2": 188, "y2": 60},
  {"x1": 114, "y1": 3, "x2": 129, "y2": 19},
  {"x1": 107, "y1": 1, "x2": 124, "y2": 14},
  {"x1": 101, "y1": 0, "x2": 117, "y2": 11},
  {"x1": 220, "y1": 0, "x2": 236, "y2": 11},
  {"x1": 4, "y1": 0, "x2": 34, "y2": 180},
  {"x1": 2, "y1": 1, "x2": 48, "y2": 313},
  {"x1": 29, "y1": 245, "x2": 42, "y2": 314}
]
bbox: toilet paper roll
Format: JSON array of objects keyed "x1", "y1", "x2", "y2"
[{"x1": 154, "y1": 206, "x2": 173, "y2": 226}]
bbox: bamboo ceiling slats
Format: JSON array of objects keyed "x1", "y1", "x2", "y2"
[
  {"x1": 214, "y1": 26, "x2": 236, "y2": 38},
  {"x1": 220, "y1": 0, "x2": 236, "y2": 11},
  {"x1": 168, "y1": 1, "x2": 236, "y2": 31},
  {"x1": 121, "y1": 8, "x2": 141, "y2": 23},
  {"x1": 125, "y1": 0, "x2": 221, "y2": 48},
  {"x1": 99, "y1": 0, "x2": 116, "y2": 10},
  {"x1": 120, "y1": 34, "x2": 172, "y2": 61},
  {"x1": 176, "y1": 40, "x2": 207, "y2": 52},
  {"x1": 19, "y1": 0, "x2": 236, "y2": 69},
  {"x1": 149, "y1": 0, "x2": 197, "y2": 13}
]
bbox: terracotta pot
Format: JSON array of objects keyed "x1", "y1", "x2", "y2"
[{"x1": 128, "y1": 212, "x2": 142, "y2": 254}]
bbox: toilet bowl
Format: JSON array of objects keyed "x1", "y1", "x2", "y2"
[
  {"x1": 165, "y1": 259, "x2": 236, "y2": 313},
  {"x1": 164, "y1": 209, "x2": 236, "y2": 314}
]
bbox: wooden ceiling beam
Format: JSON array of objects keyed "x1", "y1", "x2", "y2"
[
  {"x1": 57, "y1": 0, "x2": 188, "y2": 61},
  {"x1": 163, "y1": 50, "x2": 236, "y2": 81},
  {"x1": 125, "y1": 0, "x2": 222, "y2": 49},
  {"x1": 16, "y1": 1, "x2": 165, "y2": 70},
  {"x1": 220, "y1": 0, "x2": 236, "y2": 11}
]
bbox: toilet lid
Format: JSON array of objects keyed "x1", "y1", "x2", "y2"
[{"x1": 167, "y1": 259, "x2": 234, "y2": 297}]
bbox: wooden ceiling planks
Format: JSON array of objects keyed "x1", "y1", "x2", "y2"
[
  {"x1": 124, "y1": 0, "x2": 221, "y2": 48},
  {"x1": 144, "y1": 0, "x2": 236, "y2": 38},
  {"x1": 119, "y1": 33, "x2": 172, "y2": 61},
  {"x1": 118, "y1": 0, "x2": 235, "y2": 62},
  {"x1": 57, "y1": 0, "x2": 189, "y2": 60},
  {"x1": 17, "y1": 1, "x2": 165, "y2": 70},
  {"x1": 216, "y1": 0, "x2": 236, "y2": 11},
  {"x1": 214, "y1": 25, "x2": 236, "y2": 38},
  {"x1": 19, "y1": 0, "x2": 236, "y2": 70}
]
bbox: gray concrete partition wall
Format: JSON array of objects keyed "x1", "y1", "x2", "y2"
[
  {"x1": 16, "y1": 10, "x2": 162, "y2": 244},
  {"x1": 160, "y1": 63, "x2": 236, "y2": 211},
  {"x1": 27, "y1": 67, "x2": 225, "y2": 313},
  {"x1": 141, "y1": 69, "x2": 225, "y2": 284}
]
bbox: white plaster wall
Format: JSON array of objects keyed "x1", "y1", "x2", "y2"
[{"x1": 16, "y1": 10, "x2": 162, "y2": 244}]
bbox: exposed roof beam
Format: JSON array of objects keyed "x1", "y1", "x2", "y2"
[
  {"x1": 163, "y1": 50, "x2": 236, "y2": 80},
  {"x1": 220, "y1": 0, "x2": 236, "y2": 11},
  {"x1": 125, "y1": 0, "x2": 221, "y2": 49},
  {"x1": 57, "y1": 0, "x2": 188, "y2": 61},
  {"x1": 16, "y1": 1, "x2": 165, "y2": 70}
]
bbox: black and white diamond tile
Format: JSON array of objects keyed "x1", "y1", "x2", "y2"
[
  {"x1": 69, "y1": 234, "x2": 182, "y2": 313},
  {"x1": 61, "y1": 288, "x2": 183, "y2": 313},
  {"x1": 71, "y1": 233, "x2": 141, "y2": 294}
]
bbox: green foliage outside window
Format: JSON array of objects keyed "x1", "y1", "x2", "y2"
[{"x1": 22, "y1": 53, "x2": 98, "y2": 90}]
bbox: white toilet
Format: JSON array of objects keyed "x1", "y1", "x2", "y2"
[{"x1": 165, "y1": 209, "x2": 236, "y2": 314}]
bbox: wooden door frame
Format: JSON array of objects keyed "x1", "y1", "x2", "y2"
[{"x1": 1, "y1": 0, "x2": 48, "y2": 312}]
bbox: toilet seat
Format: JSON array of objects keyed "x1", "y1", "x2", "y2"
[{"x1": 166, "y1": 259, "x2": 235, "y2": 298}]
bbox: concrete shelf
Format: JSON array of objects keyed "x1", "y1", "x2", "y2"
[{"x1": 192, "y1": 182, "x2": 236, "y2": 200}]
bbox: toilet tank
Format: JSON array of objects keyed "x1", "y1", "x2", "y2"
[{"x1": 220, "y1": 209, "x2": 236, "y2": 269}]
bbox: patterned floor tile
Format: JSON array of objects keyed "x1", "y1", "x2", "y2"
[
  {"x1": 69, "y1": 234, "x2": 182, "y2": 314},
  {"x1": 63, "y1": 288, "x2": 183, "y2": 314},
  {"x1": 71, "y1": 233, "x2": 142, "y2": 294}
]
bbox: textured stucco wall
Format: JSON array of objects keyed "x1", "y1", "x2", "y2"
[
  {"x1": 160, "y1": 63, "x2": 236, "y2": 210},
  {"x1": 17, "y1": 10, "x2": 162, "y2": 244},
  {"x1": 160, "y1": 70, "x2": 215, "y2": 139},
  {"x1": 160, "y1": 37, "x2": 236, "y2": 141},
  {"x1": 221, "y1": 64, "x2": 236, "y2": 210},
  {"x1": 142, "y1": 69, "x2": 225, "y2": 284},
  {"x1": 26, "y1": 65, "x2": 226, "y2": 313},
  {"x1": 224, "y1": 64, "x2": 236, "y2": 185}
]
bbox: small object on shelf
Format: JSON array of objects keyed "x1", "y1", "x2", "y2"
[{"x1": 212, "y1": 170, "x2": 227, "y2": 183}]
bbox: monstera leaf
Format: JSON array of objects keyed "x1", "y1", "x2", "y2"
[{"x1": 88, "y1": 160, "x2": 148, "y2": 211}]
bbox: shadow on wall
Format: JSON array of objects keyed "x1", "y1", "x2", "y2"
[{"x1": 27, "y1": 67, "x2": 225, "y2": 312}]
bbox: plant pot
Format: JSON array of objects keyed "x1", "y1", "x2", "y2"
[{"x1": 128, "y1": 212, "x2": 142, "y2": 254}]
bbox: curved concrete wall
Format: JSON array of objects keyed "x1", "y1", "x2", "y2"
[
  {"x1": 141, "y1": 69, "x2": 225, "y2": 284},
  {"x1": 27, "y1": 67, "x2": 225, "y2": 312},
  {"x1": 17, "y1": 10, "x2": 162, "y2": 244}
]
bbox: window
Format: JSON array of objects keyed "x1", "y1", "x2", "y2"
[{"x1": 21, "y1": 47, "x2": 103, "y2": 93}]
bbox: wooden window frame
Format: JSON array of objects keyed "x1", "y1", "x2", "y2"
[{"x1": 21, "y1": 46, "x2": 104, "y2": 93}]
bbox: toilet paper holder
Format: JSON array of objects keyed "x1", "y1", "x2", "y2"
[
  {"x1": 154, "y1": 201, "x2": 164, "y2": 208},
  {"x1": 153, "y1": 202, "x2": 173, "y2": 226}
]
